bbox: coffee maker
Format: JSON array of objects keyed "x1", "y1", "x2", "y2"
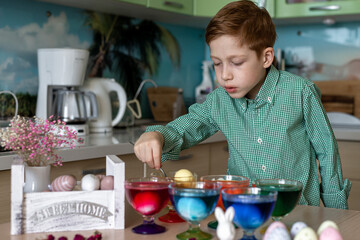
[{"x1": 36, "y1": 48, "x2": 98, "y2": 135}]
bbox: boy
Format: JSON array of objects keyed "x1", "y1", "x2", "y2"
[{"x1": 134, "y1": 0, "x2": 351, "y2": 209}]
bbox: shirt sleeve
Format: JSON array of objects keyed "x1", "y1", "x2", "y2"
[
  {"x1": 303, "y1": 83, "x2": 352, "y2": 209},
  {"x1": 145, "y1": 93, "x2": 220, "y2": 162}
]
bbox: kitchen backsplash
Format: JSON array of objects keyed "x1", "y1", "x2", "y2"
[
  {"x1": 275, "y1": 22, "x2": 360, "y2": 82},
  {"x1": 2, "y1": 0, "x2": 360, "y2": 119},
  {"x1": 0, "y1": 0, "x2": 205, "y2": 119}
]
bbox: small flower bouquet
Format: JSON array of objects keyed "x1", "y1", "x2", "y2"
[{"x1": 0, "y1": 115, "x2": 78, "y2": 166}]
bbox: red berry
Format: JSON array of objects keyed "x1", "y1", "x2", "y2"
[
  {"x1": 47, "y1": 235, "x2": 55, "y2": 240},
  {"x1": 74, "y1": 234, "x2": 85, "y2": 240}
]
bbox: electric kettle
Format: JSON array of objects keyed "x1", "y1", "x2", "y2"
[{"x1": 82, "y1": 78, "x2": 127, "y2": 133}]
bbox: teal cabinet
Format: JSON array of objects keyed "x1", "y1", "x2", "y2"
[
  {"x1": 147, "y1": 0, "x2": 193, "y2": 15},
  {"x1": 276, "y1": 0, "x2": 360, "y2": 18},
  {"x1": 193, "y1": 0, "x2": 274, "y2": 18}
]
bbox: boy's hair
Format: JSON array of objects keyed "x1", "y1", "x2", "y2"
[{"x1": 205, "y1": 0, "x2": 277, "y2": 58}]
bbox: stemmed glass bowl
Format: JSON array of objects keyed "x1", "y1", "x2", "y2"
[
  {"x1": 169, "y1": 181, "x2": 221, "y2": 240},
  {"x1": 200, "y1": 174, "x2": 249, "y2": 229},
  {"x1": 222, "y1": 187, "x2": 277, "y2": 240},
  {"x1": 158, "y1": 170, "x2": 197, "y2": 223},
  {"x1": 125, "y1": 176, "x2": 172, "y2": 234},
  {"x1": 253, "y1": 179, "x2": 303, "y2": 221}
]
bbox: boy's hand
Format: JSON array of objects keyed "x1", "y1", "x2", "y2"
[{"x1": 134, "y1": 131, "x2": 164, "y2": 170}]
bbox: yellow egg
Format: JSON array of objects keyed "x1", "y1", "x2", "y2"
[{"x1": 174, "y1": 169, "x2": 194, "y2": 182}]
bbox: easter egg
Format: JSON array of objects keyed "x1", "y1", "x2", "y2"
[
  {"x1": 294, "y1": 227, "x2": 318, "y2": 240},
  {"x1": 96, "y1": 174, "x2": 105, "y2": 181},
  {"x1": 81, "y1": 174, "x2": 100, "y2": 191},
  {"x1": 51, "y1": 175, "x2": 77, "y2": 191},
  {"x1": 264, "y1": 221, "x2": 288, "y2": 240},
  {"x1": 174, "y1": 169, "x2": 194, "y2": 182},
  {"x1": 100, "y1": 175, "x2": 114, "y2": 190},
  {"x1": 264, "y1": 227, "x2": 291, "y2": 240},
  {"x1": 317, "y1": 220, "x2": 339, "y2": 235},
  {"x1": 319, "y1": 227, "x2": 343, "y2": 240},
  {"x1": 177, "y1": 197, "x2": 207, "y2": 221},
  {"x1": 133, "y1": 192, "x2": 160, "y2": 215},
  {"x1": 291, "y1": 222, "x2": 308, "y2": 237}
]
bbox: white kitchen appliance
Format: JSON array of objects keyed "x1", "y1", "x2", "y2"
[
  {"x1": 82, "y1": 78, "x2": 127, "y2": 133},
  {"x1": 36, "y1": 48, "x2": 97, "y2": 135}
]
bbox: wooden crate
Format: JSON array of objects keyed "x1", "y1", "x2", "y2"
[
  {"x1": 11, "y1": 155, "x2": 125, "y2": 235},
  {"x1": 147, "y1": 86, "x2": 186, "y2": 122}
]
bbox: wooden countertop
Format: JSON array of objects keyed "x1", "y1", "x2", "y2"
[{"x1": 3, "y1": 205, "x2": 360, "y2": 239}]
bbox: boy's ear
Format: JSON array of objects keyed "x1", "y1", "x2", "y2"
[{"x1": 263, "y1": 47, "x2": 274, "y2": 68}]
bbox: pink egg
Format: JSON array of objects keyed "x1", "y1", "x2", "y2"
[
  {"x1": 51, "y1": 175, "x2": 77, "y2": 191},
  {"x1": 319, "y1": 227, "x2": 343, "y2": 240},
  {"x1": 96, "y1": 174, "x2": 105, "y2": 181},
  {"x1": 264, "y1": 221, "x2": 288, "y2": 240},
  {"x1": 100, "y1": 175, "x2": 114, "y2": 190}
]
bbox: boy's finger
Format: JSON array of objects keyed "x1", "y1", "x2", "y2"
[{"x1": 152, "y1": 146, "x2": 162, "y2": 170}]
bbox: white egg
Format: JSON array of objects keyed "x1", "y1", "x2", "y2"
[
  {"x1": 264, "y1": 227, "x2": 291, "y2": 240},
  {"x1": 291, "y1": 221, "x2": 308, "y2": 237},
  {"x1": 317, "y1": 220, "x2": 339, "y2": 235},
  {"x1": 81, "y1": 174, "x2": 100, "y2": 191},
  {"x1": 294, "y1": 227, "x2": 318, "y2": 240}
]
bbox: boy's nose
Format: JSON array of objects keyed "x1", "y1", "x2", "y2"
[{"x1": 222, "y1": 68, "x2": 233, "y2": 81}]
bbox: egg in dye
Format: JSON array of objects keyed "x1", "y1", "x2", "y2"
[{"x1": 177, "y1": 197, "x2": 206, "y2": 221}]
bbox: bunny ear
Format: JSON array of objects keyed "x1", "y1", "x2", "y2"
[
  {"x1": 215, "y1": 207, "x2": 226, "y2": 222},
  {"x1": 225, "y1": 206, "x2": 235, "y2": 222}
]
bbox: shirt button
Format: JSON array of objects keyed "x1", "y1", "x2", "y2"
[
  {"x1": 262, "y1": 165, "x2": 266, "y2": 172},
  {"x1": 268, "y1": 97, "x2": 272, "y2": 103},
  {"x1": 257, "y1": 137, "x2": 262, "y2": 144}
]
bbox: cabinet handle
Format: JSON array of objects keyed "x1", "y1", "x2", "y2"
[
  {"x1": 309, "y1": 5, "x2": 340, "y2": 11},
  {"x1": 170, "y1": 153, "x2": 193, "y2": 161},
  {"x1": 163, "y1": 1, "x2": 184, "y2": 9}
]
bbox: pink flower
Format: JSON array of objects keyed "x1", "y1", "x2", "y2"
[{"x1": 0, "y1": 116, "x2": 78, "y2": 167}]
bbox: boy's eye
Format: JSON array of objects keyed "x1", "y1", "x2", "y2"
[
  {"x1": 232, "y1": 62, "x2": 243, "y2": 66},
  {"x1": 213, "y1": 62, "x2": 221, "y2": 66}
]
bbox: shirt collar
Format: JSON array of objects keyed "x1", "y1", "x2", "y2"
[
  {"x1": 237, "y1": 65, "x2": 279, "y2": 111},
  {"x1": 256, "y1": 65, "x2": 279, "y2": 106}
]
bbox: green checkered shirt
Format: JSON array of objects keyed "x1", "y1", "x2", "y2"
[{"x1": 146, "y1": 65, "x2": 351, "y2": 209}]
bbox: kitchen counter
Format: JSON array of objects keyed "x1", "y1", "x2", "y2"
[
  {"x1": 0, "y1": 120, "x2": 358, "y2": 171},
  {"x1": 0, "y1": 124, "x2": 227, "y2": 171},
  {"x1": 2, "y1": 205, "x2": 360, "y2": 239}
]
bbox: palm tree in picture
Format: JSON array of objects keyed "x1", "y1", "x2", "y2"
[{"x1": 84, "y1": 11, "x2": 181, "y2": 99}]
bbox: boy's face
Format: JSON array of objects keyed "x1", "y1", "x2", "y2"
[{"x1": 209, "y1": 35, "x2": 273, "y2": 99}]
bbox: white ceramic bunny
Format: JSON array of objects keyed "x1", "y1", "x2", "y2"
[{"x1": 215, "y1": 206, "x2": 236, "y2": 240}]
